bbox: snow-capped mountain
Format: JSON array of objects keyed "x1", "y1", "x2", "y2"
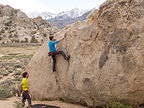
[
  {"x1": 26, "y1": 8, "x2": 88, "y2": 20},
  {"x1": 48, "y1": 9, "x2": 93, "y2": 29},
  {"x1": 56, "y1": 8, "x2": 88, "y2": 19},
  {"x1": 27, "y1": 11, "x2": 57, "y2": 19},
  {"x1": 26, "y1": 8, "x2": 94, "y2": 29}
]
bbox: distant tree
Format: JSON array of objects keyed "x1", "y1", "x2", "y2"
[
  {"x1": 0, "y1": 37, "x2": 2, "y2": 40},
  {"x1": 43, "y1": 33, "x2": 47, "y2": 37},
  {"x1": 30, "y1": 36, "x2": 38, "y2": 43},
  {"x1": 14, "y1": 34, "x2": 18, "y2": 37},
  {"x1": 14, "y1": 39, "x2": 19, "y2": 43},
  {"x1": 8, "y1": 35, "x2": 12, "y2": 38},
  {"x1": 41, "y1": 39, "x2": 43, "y2": 42},
  {"x1": 5, "y1": 27, "x2": 8, "y2": 30},
  {"x1": 14, "y1": 10, "x2": 17, "y2": 14},
  {"x1": 33, "y1": 26, "x2": 37, "y2": 29},
  {"x1": 24, "y1": 37, "x2": 28, "y2": 43},
  {"x1": 37, "y1": 25, "x2": 39, "y2": 30},
  {"x1": 21, "y1": 40, "x2": 25, "y2": 43},
  {"x1": 31, "y1": 31, "x2": 36, "y2": 34},
  {"x1": 1, "y1": 29, "x2": 5, "y2": 33},
  {"x1": 5, "y1": 21, "x2": 12, "y2": 26},
  {"x1": 9, "y1": 30, "x2": 15, "y2": 33}
]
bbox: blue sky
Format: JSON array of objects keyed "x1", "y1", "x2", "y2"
[{"x1": 0, "y1": 0, "x2": 106, "y2": 13}]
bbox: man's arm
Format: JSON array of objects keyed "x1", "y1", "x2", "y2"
[
  {"x1": 59, "y1": 37, "x2": 64, "y2": 42},
  {"x1": 52, "y1": 41, "x2": 60, "y2": 44},
  {"x1": 51, "y1": 37, "x2": 64, "y2": 44},
  {"x1": 20, "y1": 83, "x2": 24, "y2": 94}
]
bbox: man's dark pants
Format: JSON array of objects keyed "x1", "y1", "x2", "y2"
[
  {"x1": 51, "y1": 51, "x2": 68, "y2": 72},
  {"x1": 22, "y1": 90, "x2": 31, "y2": 107}
]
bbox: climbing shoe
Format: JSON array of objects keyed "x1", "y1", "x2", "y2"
[{"x1": 66, "y1": 55, "x2": 70, "y2": 61}]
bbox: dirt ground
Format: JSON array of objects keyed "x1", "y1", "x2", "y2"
[
  {"x1": 0, "y1": 97, "x2": 87, "y2": 108},
  {"x1": 0, "y1": 97, "x2": 19, "y2": 108}
]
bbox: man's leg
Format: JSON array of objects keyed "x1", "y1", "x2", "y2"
[
  {"x1": 54, "y1": 51, "x2": 69, "y2": 60},
  {"x1": 22, "y1": 92, "x2": 26, "y2": 106},
  {"x1": 24, "y1": 91, "x2": 32, "y2": 108},
  {"x1": 52, "y1": 55, "x2": 56, "y2": 72}
]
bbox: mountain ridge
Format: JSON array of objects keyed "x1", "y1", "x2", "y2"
[
  {"x1": 0, "y1": 4, "x2": 58, "y2": 44},
  {"x1": 27, "y1": 8, "x2": 88, "y2": 20},
  {"x1": 27, "y1": 8, "x2": 95, "y2": 29},
  {"x1": 48, "y1": 10, "x2": 93, "y2": 28}
]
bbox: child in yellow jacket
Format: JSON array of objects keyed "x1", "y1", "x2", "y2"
[{"x1": 20, "y1": 72, "x2": 31, "y2": 108}]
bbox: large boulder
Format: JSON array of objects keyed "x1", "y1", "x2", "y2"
[{"x1": 27, "y1": 0, "x2": 144, "y2": 107}]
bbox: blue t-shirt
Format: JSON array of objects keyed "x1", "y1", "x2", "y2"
[{"x1": 48, "y1": 41, "x2": 59, "y2": 52}]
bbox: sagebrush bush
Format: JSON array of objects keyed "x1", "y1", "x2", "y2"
[
  {"x1": 106, "y1": 101, "x2": 133, "y2": 108},
  {"x1": 30, "y1": 36, "x2": 38, "y2": 43}
]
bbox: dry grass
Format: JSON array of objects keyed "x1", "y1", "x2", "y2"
[{"x1": 0, "y1": 46, "x2": 39, "y2": 60}]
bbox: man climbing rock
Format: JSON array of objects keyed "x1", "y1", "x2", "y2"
[{"x1": 48, "y1": 36, "x2": 70, "y2": 72}]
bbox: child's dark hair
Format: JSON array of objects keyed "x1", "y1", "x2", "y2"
[
  {"x1": 49, "y1": 36, "x2": 54, "y2": 40},
  {"x1": 22, "y1": 72, "x2": 28, "y2": 78}
]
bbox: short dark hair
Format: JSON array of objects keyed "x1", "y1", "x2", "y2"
[
  {"x1": 49, "y1": 36, "x2": 54, "y2": 40},
  {"x1": 22, "y1": 72, "x2": 28, "y2": 78}
]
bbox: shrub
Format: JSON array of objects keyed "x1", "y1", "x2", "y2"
[
  {"x1": 5, "y1": 27, "x2": 8, "y2": 30},
  {"x1": 0, "y1": 71, "x2": 9, "y2": 76},
  {"x1": 14, "y1": 101, "x2": 23, "y2": 108},
  {"x1": 33, "y1": 26, "x2": 37, "y2": 29},
  {"x1": 0, "y1": 54, "x2": 33, "y2": 60},
  {"x1": 0, "y1": 80, "x2": 15, "y2": 99},
  {"x1": 41, "y1": 39, "x2": 43, "y2": 42},
  {"x1": 106, "y1": 101, "x2": 133, "y2": 108},
  {"x1": 59, "y1": 97, "x2": 64, "y2": 102},
  {"x1": 20, "y1": 40, "x2": 24, "y2": 43},
  {"x1": 9, "y1": 30, "x2": 15, "y2": 33},
  {"x1": 30, "y1": 36, "x2": 38, "y2": 43},
  {"x1": 8, "y1": 35, "x2": 12, "y2": 38},
  {"x1": 24, "y1": 37, "x2": 28, "y2": 43},
  {"x1": 1, "y1": 29, "x2": 5, "y2": 33},
  {"x1": 14, "y1": 40, "x2": 19, "y2": 43},
  {"x1": 43, "y1": 33, "x2": 47, "y2": 37},
  {"x1": 32, "y1": 31, "x2": 36, "y2": 34},
  {"x1": 37, "y1": 25, "x2": 39, "y2": 30},
  {"x1": 14, "y1": 34, "x2": 18, "y2": 37},
  {"x1": 14, "y1": 10, "x2": 17, "y2": 14},
  {"x1": 5, "y1": 21, "x2": 12, "y2": 26}
]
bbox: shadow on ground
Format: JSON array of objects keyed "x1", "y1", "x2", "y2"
[{"x1": 32, "y1": 104, "x2": 60, "y2": 108}]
